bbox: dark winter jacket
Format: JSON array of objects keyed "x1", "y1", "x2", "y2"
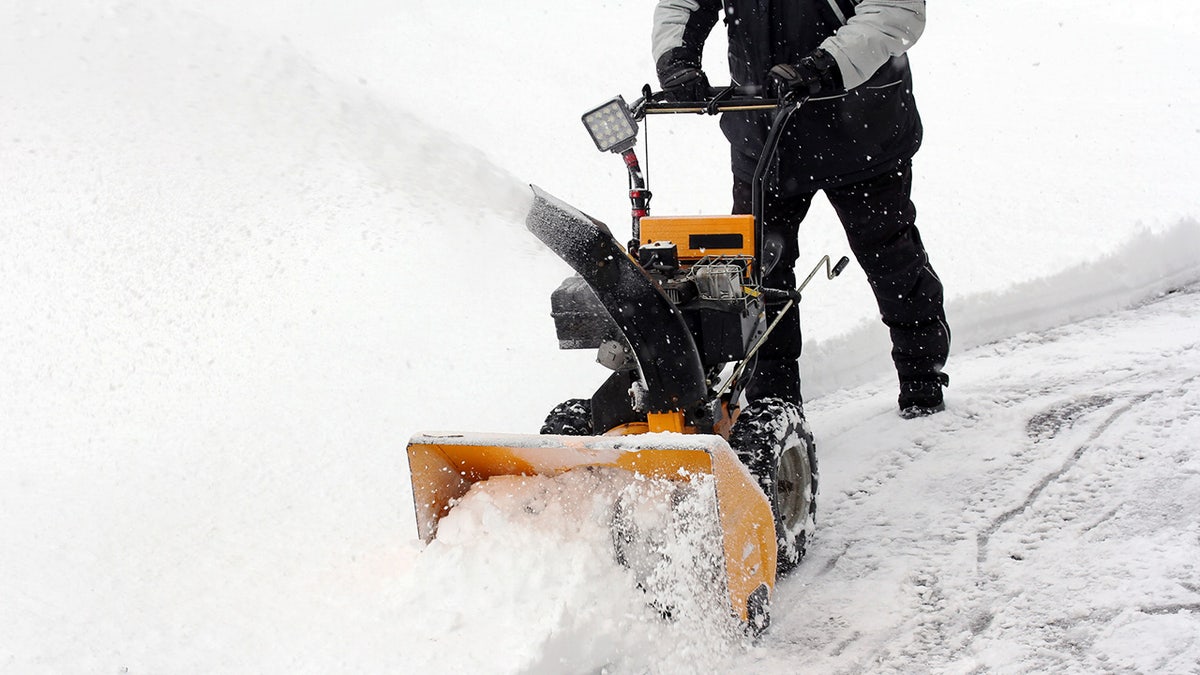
[{"x1": 652, "y1": 0, "x2": 925, "y2": 194}]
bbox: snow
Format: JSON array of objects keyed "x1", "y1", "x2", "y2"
[
  {"x1": 2, "y1": 1, "x2": 1199, "y2": 673},
  {"x1": 398, "y1": 470, "x2": 740, "y2": 673},
  {"x1": 750, "y1": 288, "x2": 1200, "y2": 673}
]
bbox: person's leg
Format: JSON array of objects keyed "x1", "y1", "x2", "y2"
[
  {"x1": 824, "y1": 161, "x2": 950, "y2": 415},
  {"x1": 733, "y1": 178, "x2": 815, "y2": 405}
]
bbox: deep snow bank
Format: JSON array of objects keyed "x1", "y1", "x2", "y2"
[
  {"x1": 0, "y1": 4, "x2": 562, "y2": 671},
  {"x1": 803, "y1": 218, "x2": 1200, "y2": 397}
]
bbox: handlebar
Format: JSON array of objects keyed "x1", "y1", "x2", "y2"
[{"x1": 631, "y1": 84, "x2": 785, "y2": 119}]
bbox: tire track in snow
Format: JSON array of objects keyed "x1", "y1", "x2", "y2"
[
  {"x1": 975, "y1": 393, "x2": 1151, "y2": 566},
  {"x1": 736, "y1": 287, "x2": 1200, "y2": 674},
  {"x1": 916, "y1": 381, "x2": 1200, "y2": 671},
  {"x1": 764, "y1": 394, "x2": 1125, "y2": 671},
  {"x1": 960, "y1": 379, "x2": 1200, "y2": 672}
]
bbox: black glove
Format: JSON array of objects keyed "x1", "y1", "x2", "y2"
[
  {"x1": 767, "y1": 49, "x2": 843, "y2": 99},
  {"x1": 658, "y1": 64, "x2": 711, "y2": 103}
]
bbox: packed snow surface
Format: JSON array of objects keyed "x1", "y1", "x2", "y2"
[{"x1": 2, "y1": 1, "x2": 1199, "y2": 673}]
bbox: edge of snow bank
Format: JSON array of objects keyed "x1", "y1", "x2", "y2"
[{"x1": 802, "y1": 218, "x2": 1200, "y2": 398}]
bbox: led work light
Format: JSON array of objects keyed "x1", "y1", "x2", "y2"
[{"x1": 582, "y1": 96, "x2": 639, "y2": 153}]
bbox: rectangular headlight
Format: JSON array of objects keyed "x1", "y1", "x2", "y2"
[{"x1": 582, "y1": 96, "x2": 638, "y2": 153}]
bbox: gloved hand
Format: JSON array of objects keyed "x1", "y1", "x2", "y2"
[
  {"x1": 767, "y1": 49, "x2": 843, "y2": 99},
  {"x1": 658, "y1": 64, "x2": 711, "y2": 103}
]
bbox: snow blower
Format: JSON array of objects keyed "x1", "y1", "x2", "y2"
[{"x1": 406, "y1": 86, "x2": 848, "y2": 634}]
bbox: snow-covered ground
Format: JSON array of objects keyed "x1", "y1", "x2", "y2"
[
  {"x1": 757, "y1": 286, "x2": 1200, "y2": 673},
  {"x1": 2, "y1": 1, "x2": 1199, "y2": 673}
]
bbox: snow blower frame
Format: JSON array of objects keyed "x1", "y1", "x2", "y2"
[{"x1": 407, "y1": 85, "x2": 848, "y2": 635}]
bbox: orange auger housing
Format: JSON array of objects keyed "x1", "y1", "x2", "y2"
[{"x1": 406, "y1": 431, "x2": 776, "y2": 626}]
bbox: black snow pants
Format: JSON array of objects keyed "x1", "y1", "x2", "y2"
[{"x1": 734, "y1": 159, "x2": 950, "y2": 402}]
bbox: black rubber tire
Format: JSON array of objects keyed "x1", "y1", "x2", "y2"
[
  {"x1": 728, "y1": 397, "x2": 818, "y2": 576},
  {"x1": 539, "y1": 398, "x2": 594, "y2": 435}
]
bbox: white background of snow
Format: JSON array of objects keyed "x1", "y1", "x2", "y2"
[{"x1": 1, "y1": 1, "x2": 1199, "y2": 673}]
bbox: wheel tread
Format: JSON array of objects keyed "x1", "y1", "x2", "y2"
[
  {"x1": 729, "y1": 397, "x2": 819, "y2": 575},
  {"x1": 540, "y1": 398, "x2": 593, "y2": 435}
]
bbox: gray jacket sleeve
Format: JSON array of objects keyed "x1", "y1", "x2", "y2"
[
  {"x1": 652, "y1": 0, "x2": 721, "y2": 67},
  {"x1": 821, "y1": 0, "x2": 926, "y2": 89}
]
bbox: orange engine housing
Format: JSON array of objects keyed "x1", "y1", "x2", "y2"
[{"x1": 639, "y1": 214, "x2": 755, "y2": 263}]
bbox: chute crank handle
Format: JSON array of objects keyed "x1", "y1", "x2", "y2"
[{"x1": 830, "y1": 256, "x2": 850, "y2": 278}]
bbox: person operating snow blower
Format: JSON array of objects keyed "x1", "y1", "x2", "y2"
[{"x1": 653, "y1": 0, "x2": 951, "y2": 417}]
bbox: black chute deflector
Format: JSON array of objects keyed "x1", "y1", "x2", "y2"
[{"x1": 525, "y1": 186, "x2": 708, "y2": 416}]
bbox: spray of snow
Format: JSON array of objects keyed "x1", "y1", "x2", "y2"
[
  {"x1": 396, "y1": 469, "x2": 744, "y2": 674},
  {"x1": 0, "y1": 4, "x2": 548, "y2": 671}
]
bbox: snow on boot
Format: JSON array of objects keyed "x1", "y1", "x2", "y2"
[{"x1": 898, "y1": 373, "x2": 949, "y2": 419}]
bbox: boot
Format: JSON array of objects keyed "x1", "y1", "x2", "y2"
[{"x1": 898, "y1": 372, "x2": 949, "y2": 419}]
